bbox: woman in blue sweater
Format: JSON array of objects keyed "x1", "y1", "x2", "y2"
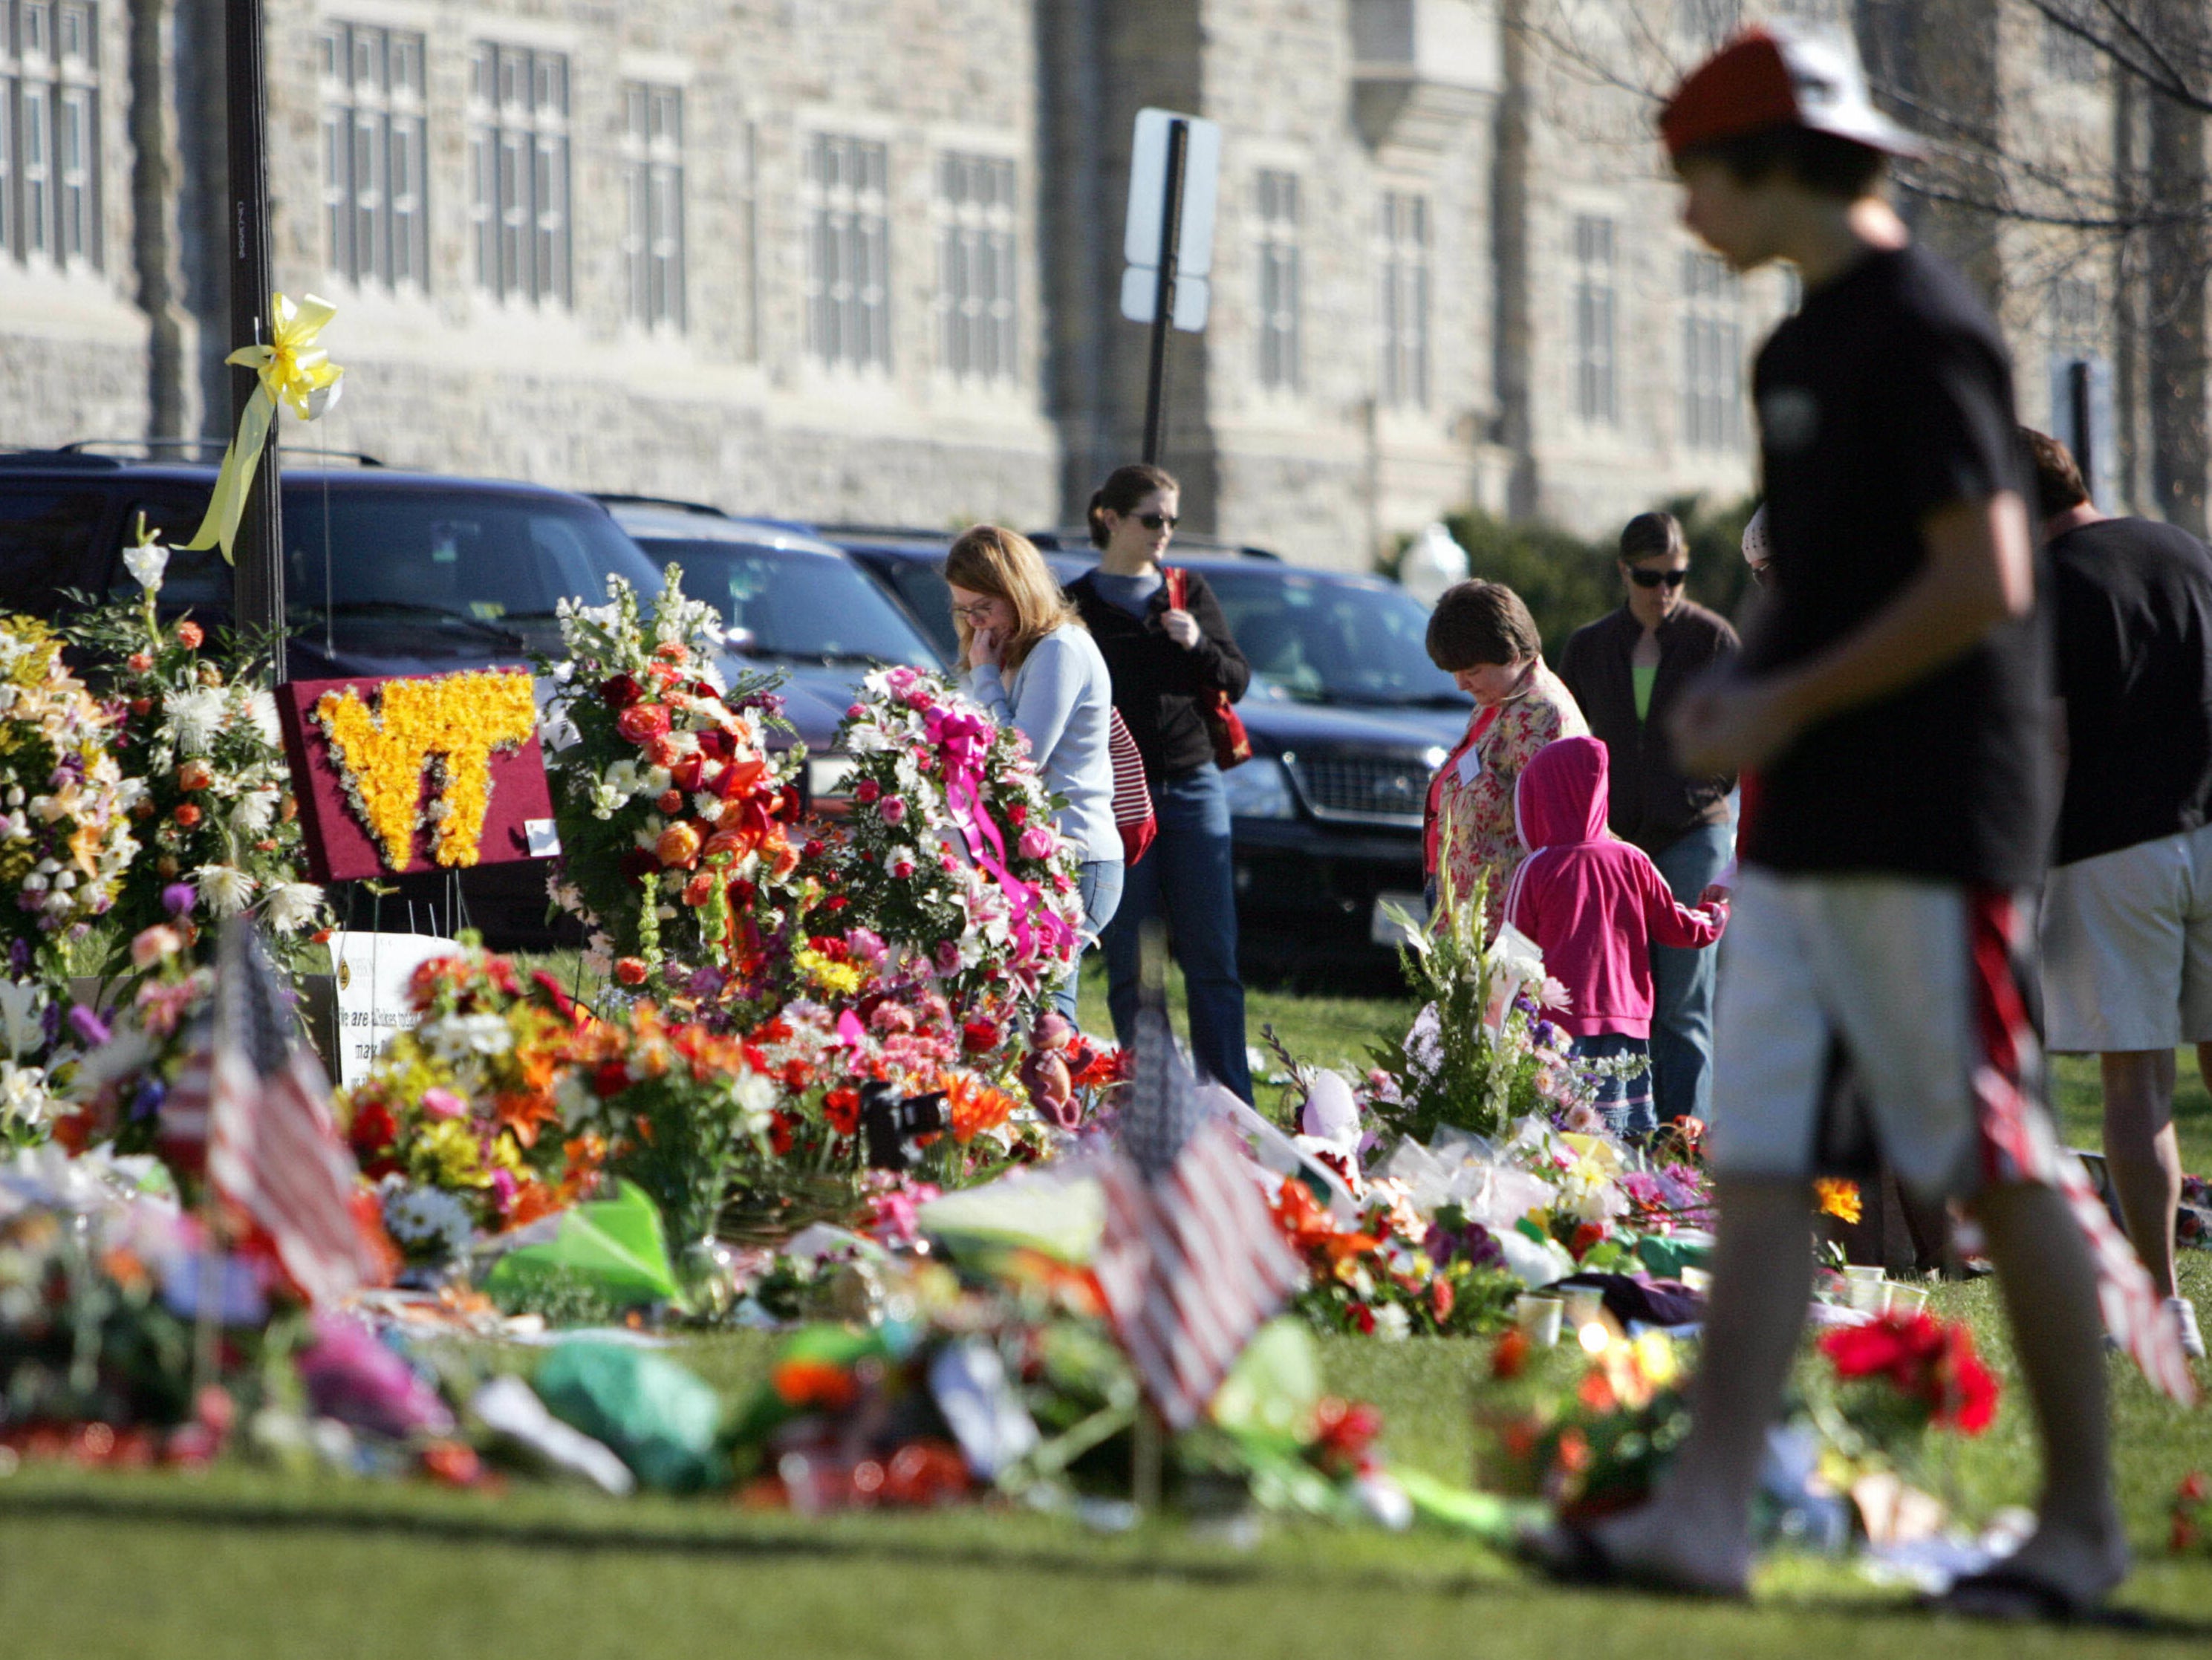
[{"x1": 945, "y1": 525, "x2": 1122, "y2": 1022}]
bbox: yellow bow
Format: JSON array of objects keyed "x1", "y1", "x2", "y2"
[{"x1": 184, "y1": 293, "x2": 346, "y2": 561}]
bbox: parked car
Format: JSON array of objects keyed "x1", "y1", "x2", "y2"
[
  {"x1": 0, "y1": 446, "x2": 833, "y2": 947},
  {"x1": 850, "y1": 525, "x2": 1469, "y2": 977},
  {"x1": 596, "y1": 499, "x2": 948, "y2": 808}
]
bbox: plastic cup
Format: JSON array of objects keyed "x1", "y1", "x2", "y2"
[
  {"x1": 1562, "y1": 1286, "x2": 1606, "y2": 1330},
  {"x1": 1843, "y1": 1266, "x2": 1887, "y2": 1314},
  {"x1": 1516, "y1": 1294, "x2": 1564, "y2": 1347},
  {"x1": 1883, "y1": 1282, "x2": 1929, "y2": 1318}
]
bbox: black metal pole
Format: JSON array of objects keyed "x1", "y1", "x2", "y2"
[
  {"x1": 2069, "y1": 359, "x2": 2095, "y2": 504},
  {"x1": 225, "y1": 0, "x2": 284, "y2": 680},
  {"x1": 1139, "y1": 120, "x2": 1188, "y2": 466}
]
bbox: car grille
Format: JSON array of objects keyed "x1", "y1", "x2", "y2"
[{"x1": 1286, "y1": 755, "x2": 1433, "y2": 825}]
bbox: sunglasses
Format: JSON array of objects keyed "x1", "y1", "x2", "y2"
[
  {"x1": 1135, "y1": 512, "x2": 1178, "y2": 531},
  {"x1": 1628, "y1": 567, "x2": 1690, "y2": 590}
]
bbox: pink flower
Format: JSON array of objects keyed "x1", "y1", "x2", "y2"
[
  {"x1": 890, "y1": 855, "x2": 917, "y2": 879},
  {"x1": 130, "y1": 924, "x2": 185, "y2": 969},
  {"x1": 1018, "y1": 826, "x2": 1056, "y2": 861},
  {"x1": 879, "y1": 795, "x2": 907, "y2": 825},
  {"x1": 420, "y1": 1087, "x2": 466, "y2": 1121},
  {"x1": 854, "y1": 778, "x2": 881, "y2": 805},
  {"x1": 846, "y1": 928, "x2": 886, "y2": 962},
  {"x1": 847, "y1": 703, "x2": 866, "y2": 720},
  {"x1": 934, "y1": 940, "x2": 963, "y2": 973}
]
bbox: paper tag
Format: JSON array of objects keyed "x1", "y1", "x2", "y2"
[
  {"x1": 332, "y1": 931, "x2": 458, "y2": 1088},
  {"x1": 1457, "y1": 746, "x2": 1485, "y2": 784},
  {"x1": 525, "y1": 818, "x2": 562, "y2": 857}
]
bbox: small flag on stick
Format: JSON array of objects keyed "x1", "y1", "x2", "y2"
[
  {"x1": 1093, "y1": 939, "x2": 1304, "y2": 1432},
  {"x1": 204, "y1": 921, "x2": 387, "y2": 1306}
]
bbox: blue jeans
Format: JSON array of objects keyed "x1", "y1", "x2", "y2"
[
  {"x1": 1574, "y1": 1032, "x2": 1655, "y2": 1141},
  {"x1": 1102, "y1": 762, "x2": 1252, "y2": 1099},
  {"x1": 1650, "y1": 819, "x2": 1734, "y2": 1125},
  {"x1": 1055, "y1": 858, "x2": 1125, "y2": 1022}
]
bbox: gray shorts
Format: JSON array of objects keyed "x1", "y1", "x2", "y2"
[
  {"x1": 2040, "y1": 822, "x2": 2212, "y2": 1053},
  {"x1": 1709, "y1": 867, "x2": 2049, "y2": 1202}
]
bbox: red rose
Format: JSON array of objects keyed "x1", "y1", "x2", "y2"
[
  {"x1": 682, "y1": 871, "x2": 718, "y2": 907},
  {"x1": 173, "y1": 803, "x2": 202, "y2": 828},
  {"x1": 853, "y1": 779, "x2": 881, "y2": 806},
  {"x1": 593, "y1": 1059, "x2": 633, "y2": 1097},
  {"x1": 824, "y1": 1087, "x2": 861, "y2": 1136},
  {"x1": 780, "y1": 1059, "x2": 813, "y2": 1093},
  {"x1": 175, "y1": 620, "x2": 204, "y2": 649},
  {"x1": 614, "y1": 957, "x2": 649, "y2": 986},
  {"x1": 601, "y1": 673, "x2": 644, "y2": 709},
  {"x1": 961, "y1": 1021, "x2": 1001, "y2": 1055},
  {"x1": 775, "y1": 784, "x2": 803, "y2": 822},
  {"x1": 129, "y1": 697, "x2": 154, "y2": 716},
  {"x1": 616, "y1": 703, "x2": 671, "y2": 745},
  {"x1": 1492, "y1": 1327, "x2": 1530, "y2": 1379}
]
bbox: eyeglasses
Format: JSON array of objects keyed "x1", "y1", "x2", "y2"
[
  {"x1": 952, "y1": 601, "x2": 999, "y2": 623},
  {"x1": 1628, "y1": 567, "x2": 1690, "y2": 590},
  {"x1": 1136, "y1": 512, "x2": 1178, "y2": 531}
]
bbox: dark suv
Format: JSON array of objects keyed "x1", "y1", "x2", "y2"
[
  {"x1": 0, "y1": 447, "x2": 841, "y2": 945},
  {"x1": 833, "y1": 526, "x2": 1471, "y2": 976}
]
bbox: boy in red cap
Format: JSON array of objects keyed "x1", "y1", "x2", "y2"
[{"x1": 1521, "y1": 22, "x2": 2199, "y2": 1620}]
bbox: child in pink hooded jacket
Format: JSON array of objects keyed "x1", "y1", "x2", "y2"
[{"x1": 1504, "y1": 736, "x2": 1729, "y2": 1139}]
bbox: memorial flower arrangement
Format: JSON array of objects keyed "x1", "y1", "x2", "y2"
[
  {"x1": 812, "y1": 666, "x2": 1081, "y2": 1013},
  {"x1": 1478, "y1": 1324, "x2": 1693, "y2": 1520},
  {"x1": 311, "y1": 669, "x2": 539, "y2": 871},
  {"x1": 67, "y1": 533, "x2": 322, "y2": 967},
  {"x1": 0, "y1": 615, "x2": 139, "y2": 979},
  {"x1": 1271, "y1": 1179, "x2": 1520, "y2": 1339},
  {"x1": 1816, "y1": 1309, "x2": 2001, "y2": 1441},
  {"x1": 540, "y1": 570, "x2": 804, "y2": 996},
  {"x1": 339, "y1": 944, "x2": 602, "y2": 1240},
  {"x1": 1366, "y1": 882, "x2": 1636, "y2": 1144}
]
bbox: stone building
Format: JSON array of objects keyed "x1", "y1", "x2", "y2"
[{"x1": 0, "y1": 0, "x2": 2190, "y2": 567}]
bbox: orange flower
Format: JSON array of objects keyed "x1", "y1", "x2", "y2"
[
  {"x1": 493, "y1": 1090, "x2": 562, "y2": 1150},
  {"x1": 1814, "y1": 1177, "x2": 1863, "y2": 1225},
  {"x1": 937, "y1": 1070, "x2": 1018, "y2": 1144},
  {"x1": 772, "y1": 1358, "x2": 857, "y2": 1410},
  {"x1": 657, "y1": 821, "x2": 703, "y2": 869}
]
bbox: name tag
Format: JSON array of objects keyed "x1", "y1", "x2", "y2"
[{"x1": 1457, "y1": 747, "x2": 1485, "y2": 785}]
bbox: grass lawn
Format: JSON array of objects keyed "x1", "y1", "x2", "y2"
[{"x1": 29, "y1": 962, "x2": 2196, "y2": 1655}]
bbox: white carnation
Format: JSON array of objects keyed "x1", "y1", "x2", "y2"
[
  {"x1": 168, "y1": 687, "x2": 227, "y2": 755},
  {"x1": 228, "y1": 787, "x2": 279, "y2": 836}
]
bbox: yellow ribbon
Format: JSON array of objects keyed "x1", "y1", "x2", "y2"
[{"x1": 184, "y1": 293, "x2": 345, "y2": 561}]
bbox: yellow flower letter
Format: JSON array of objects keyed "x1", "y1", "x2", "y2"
[{"x1": 313, "y1": 671, "x2": 539, "y2": 870}]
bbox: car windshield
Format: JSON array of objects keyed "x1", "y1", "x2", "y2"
[
  {"x1": 1205, "y1": 568, "x2": 1471, "y2": 709},
  {"x1": 283, "y1": 488, "x2": 663, "y2": 623},
  {"x1": 867, "y1": 557, "x2": 959, "y2": 665},
  {"x1": 634, "y1": 539, "x2": 937, "y2": 668}
]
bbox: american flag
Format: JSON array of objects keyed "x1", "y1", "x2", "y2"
[
  {"x1": 203, "y1": 922, "x2": 388, "y2": 1306},
  {"x1": 1093, "y1": 1004, "x2": 1306, "y2": 1431}
]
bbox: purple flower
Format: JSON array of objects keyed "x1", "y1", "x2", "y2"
[
  {"x1": 1423, "y1": 1217, "x2": 1503, "y2": 1272},
  {"x1": 162, "y1": 882, "x2": 197, "y2": 917},
  {"x1": 129, "y1": 1078, "x2": 167, "y2": 1122},
  {"x1": 67, "y1": 1005, "x2": 111, "y2": 1047}
]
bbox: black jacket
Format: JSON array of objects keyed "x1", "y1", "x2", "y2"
[
  {"x1": 1558, "y1": 599, "x2": 1740, "y2": 853},
  {"x1": 1065, "y1": 567, "x2": 1251, "y2": 779}
]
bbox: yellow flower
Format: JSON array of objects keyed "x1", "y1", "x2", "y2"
[
  {"x1": 1814, "y1": 1177, "x2": 1862, "y2": 1225},
  {"x1": 794, "y1": 948, "x2": 862, "y2": 998}
]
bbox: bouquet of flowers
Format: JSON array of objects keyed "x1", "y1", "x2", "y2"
[
  {"x1": 813, "y1": 666, "x2": 1082, "y2": 1014},
  {"x1": 339, "y1": 943, "x2": 602, "y2": 1244},
  {"x1": 66, "y1": 533, "x2": 322, "y2": 969},
  {"x1": 540, "y1": 570, "x2": 804, "y2": 997},
  {"x1": 1271, "y1": 1179, "x2": 1521, "y2": 1339},
  {"x1": 1367, "y1": 882, "x2": 1633, "y2": 1144},
  {"x1": 1479, "y1": 1324, "x2": 1693, "y2": 1520},
  {"x1": 558, "y1": 1000, "x2": 780, "y2": 1248},
  {"x1": 0, "y1": 615, "x2": 139, "y2": 980},
  {"x1": 49, "y1": 924, "x2": 221, "y2": 1170},
  {"x1": 1815, "y1": 1309, "x2": 2000, "y2": 1446}
]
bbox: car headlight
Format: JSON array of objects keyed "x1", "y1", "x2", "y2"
[
  {"x1": 807, "y1": 754, "x2": 855, "y2": 804},
  {"x1": 1223, "y1": 755, "x2": 1298, "y2": 820}
]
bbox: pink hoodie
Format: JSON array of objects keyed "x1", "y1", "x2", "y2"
[{"x1": 1505, "y1": 737, "x2": 1725, "y2": 1038}]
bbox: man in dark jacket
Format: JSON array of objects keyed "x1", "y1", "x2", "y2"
[{"x1": 1558, "y1": 510, "x2": 1740, "y2": 1124}]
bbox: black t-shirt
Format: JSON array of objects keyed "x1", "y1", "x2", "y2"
[
  {"x1": 1741, "y1": 243, "x2": 2051, "y2": 888},
  {"x1": 2049, "y1": 516, "x2": 2212, "y2": 865}
]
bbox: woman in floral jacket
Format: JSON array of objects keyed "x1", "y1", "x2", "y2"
[{"x1": 1422, "y1": 581, "x2": 1589, "y2": 937}]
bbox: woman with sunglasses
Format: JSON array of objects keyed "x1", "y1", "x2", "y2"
[
  {"x1": 1064, "y1": 463, "x2": 1256, "y2": 1100},
  {"x1": 946, "y1": 525, "x2": 1122, "y2": 1026},
  {"x1": 1556, "y1": 510, "x2": 1740, "y2": 1127}
]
